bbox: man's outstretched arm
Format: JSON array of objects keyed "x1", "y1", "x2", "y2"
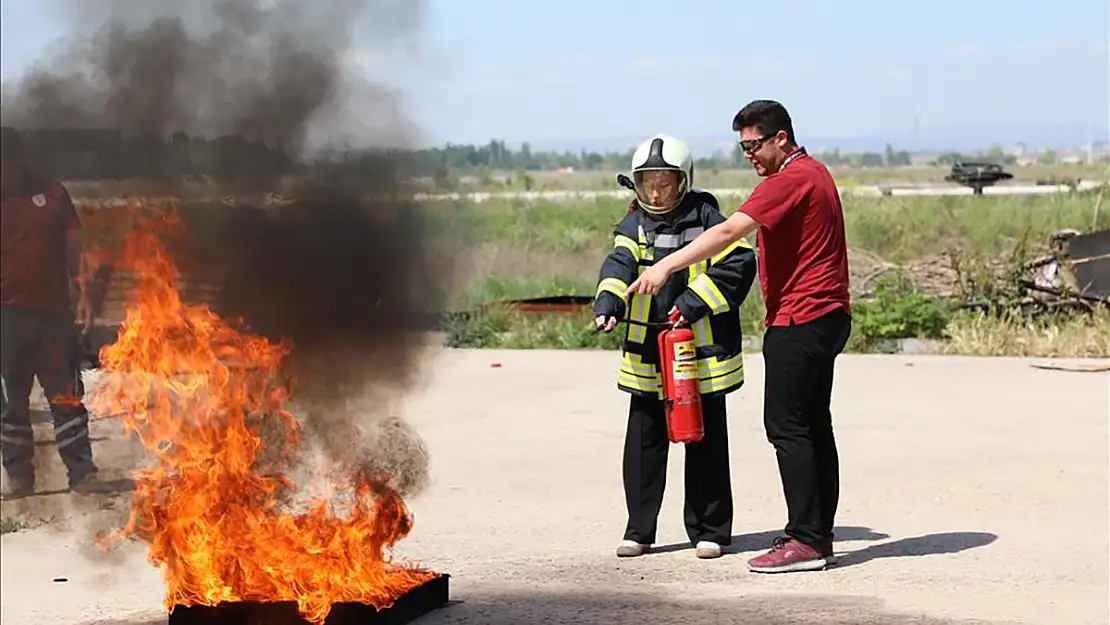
[{"x1": 627, "y1": 211, "x2": 759, "y2": 296}]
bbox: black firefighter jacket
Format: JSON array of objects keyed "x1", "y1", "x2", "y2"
[{"x1": 592, "y1": 190, "x2": 758, "y2": 398}]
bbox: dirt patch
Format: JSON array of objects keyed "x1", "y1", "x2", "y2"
[
  {"x1": 2, "y1": 375, "x2": 142, "y2": 530},
  {"x1": 849, "y1": 249, "x2": 969, "y2": 298},
  {"x1": 0, "y1": 415, "x2": 140, "y2": 527}
]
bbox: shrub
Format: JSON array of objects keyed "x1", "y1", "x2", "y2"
[{"x1": 848, "y1": 272, "x2": 953, "y2": 351}]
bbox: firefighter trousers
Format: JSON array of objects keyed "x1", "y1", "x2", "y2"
[
  {"x1": 622, "y1": 392, "x2": 732, "y2": 546},
  {"x1": 0, "y1": 306, "x2": 97, "y2": 487}
]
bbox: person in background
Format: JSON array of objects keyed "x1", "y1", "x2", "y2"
[
  {"x1": 626, "y1": 101, "x2": 853, "y2": 574},
  {"x1": 594, "y1": 133, "x2": 757, "y2": 560},
  {"x1": 0, "y1": 126, "x2": 114, "y2": 498}
]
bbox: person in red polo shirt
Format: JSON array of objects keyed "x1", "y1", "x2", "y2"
[
  {"x1": 0, "y1": 127, "x2": 115, "y2": 498},
  {"x1": 627, "y1": 100, "x2": 852, "y2": 574}
]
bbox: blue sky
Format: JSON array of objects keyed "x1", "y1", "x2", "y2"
[{"x1": 2, "y1": 0, "x2": 1108, "y2": 149}]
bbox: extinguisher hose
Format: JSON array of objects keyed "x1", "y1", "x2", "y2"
[
  {"x1": 590, "y1": 318, "x2": 676, "y2": 333},
  {"x1": 590, "y1": 318, "x2": 731, "y2": 360}
]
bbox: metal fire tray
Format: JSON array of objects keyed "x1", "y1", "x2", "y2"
[{"x1": 167, "y1": 574, "x2": 449, "y2": 625}]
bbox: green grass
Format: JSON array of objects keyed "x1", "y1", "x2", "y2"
[
  {"x1": 448, "y1": 163, "x2": 1106, "y2": 193},
  {"x1": 427, "y1": 190, "x2": 1107, "y2": 262},
  {"x1": 72, "y1": 182, "x2": 1110, "y2": 356},
  {"x1": 423, "y1": 187, "x2": 1110, "y2": 355},
  {"x1": 842, "y1": 192, "x2": 1106, "y2": 261},
  {"x1": 0, "y1": 517, "x2": 26, "y2": 535}
]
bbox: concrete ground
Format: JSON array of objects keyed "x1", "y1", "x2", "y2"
[{"x1": 1, "y1": 351, "x2": 1107, "y2": 625}]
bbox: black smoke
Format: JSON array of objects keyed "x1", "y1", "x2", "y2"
[
  {"x1": 1, "y1": 0, "x2": 445, "y2": 500},
  {"x1": 2, "y1": 0, "x2": 422, "y2": 151}
]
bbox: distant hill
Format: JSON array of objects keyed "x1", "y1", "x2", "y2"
[{"x1": 512, "y1": 123, "x2": 1110, "y2": 157}]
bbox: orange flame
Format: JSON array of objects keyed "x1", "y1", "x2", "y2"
[{"x1": 88, "y1": 206, "x2": 435, "y2": 624}]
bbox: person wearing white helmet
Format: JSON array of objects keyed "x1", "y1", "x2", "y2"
[
  {"x1": 626, "y1": 101, "x2": 853, "y2": 575},
  {"x1": 592, "y1": 133, "x2": 758, "y2": 560}
]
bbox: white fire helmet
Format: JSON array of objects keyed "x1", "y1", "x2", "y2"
[{"x1": 630, "y1": 134, "x2": 693, "y2": 214}]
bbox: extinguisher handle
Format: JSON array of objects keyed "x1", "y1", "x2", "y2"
[{"x1": 591, "y1": 318, "x2": 674, "y2": 333}]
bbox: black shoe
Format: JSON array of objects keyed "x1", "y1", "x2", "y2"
[
  {"x1": 70, "y1": 473, "x2": 132, "y2": 495},
  {"x1": 1, "y1": 475, "x2": 35, "y2": 500}
]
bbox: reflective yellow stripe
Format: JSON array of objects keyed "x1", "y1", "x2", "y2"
[
  {"x1": 621, "y1": 352, "x2": 656, "y2": 376},
  {"x1": 710, "y1": 238, "x2": 753, "y2": 266},
  {"x1": 627, "y1": 293, "x2": 649, "y2": 343},
  {"x1": 690, "y1": 316, "x2": 711, "y2": 355},
  {"x1": 692, "y1": 315, "x2": 744, "y2": 391},
  {"x1": 596, "y1": 277, "x2": 629, "y2": 305},
  {"x1": 615, "y1": 234, "x2": 640, "y2": 259},
  {"x1": 620, "y1": 350, "x2": 742, "y2": 396},
  {"x1": 688, "y1": 273, "x2": 730, "y2": 314},
  {"x1": 618, "y1": 362, "x2": 662, "y2": 395},
  {"x1": 620, "y1": 350, "x2": 661, "y2": 397},
  {"x1": 697, "y1": 352, "x2": 743, "y2": 379},
  {"x1": 687, "y1": 260, "x2": 708, "y2": 281},
  {"x1": 698, "y1": 359, "x2": 745, "y2": 394},
  {"x1": 628, "y1": 234, "x2": 653, "y2": 344},
  {"x1": 613, "y1": 220, "x2": 747, "y2": 397},
  {"x1": 618, "y1": 377, "x2": 662, "y2": 398},
  {"x1": 618, "y1": 367, "x2": 660, "y2": 387},
  {"x1": 638, "y1": 225, "x2": 655, "y2": 263},
  {"x1": 618, "y1": 368, "x2": 658, "y2": 385}
]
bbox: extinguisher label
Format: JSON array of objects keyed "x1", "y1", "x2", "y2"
[
  {"x1": 673, "y1": 360, "x2": 697, "y2": 380},
  {"x1": 673, "y1": 341, "x2": 695, "y2": 360}
]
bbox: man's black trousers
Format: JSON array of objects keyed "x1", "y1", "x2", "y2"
[
  {"x1": 0, "y1": 306, "x2": 97, "y2": 486},
  {"x1": 622, "y1": 392, "x2": 732, "y2": 546},
  {"x1": 761, "y1": 307, "x2": 852, "y2": 547}
]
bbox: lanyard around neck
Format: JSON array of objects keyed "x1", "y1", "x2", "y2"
[{"x1": 779, "y1": 147, "x2": 807, "y2": 172}]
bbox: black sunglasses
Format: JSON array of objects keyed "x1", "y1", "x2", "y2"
[{"x1": 738, "y1": 135, "x2": 775, "y2": 154}]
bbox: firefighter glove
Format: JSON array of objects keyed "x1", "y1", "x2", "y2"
[{"x1": 592, "y1": 291, "x2": 626, "y2": 322}]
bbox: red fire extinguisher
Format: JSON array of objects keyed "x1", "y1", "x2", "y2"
[
  {"x1": 657, "y1": 326, "x2": 704, "y2": 444},
  {"x1": 593, "y1": 316, "x2": 705, "y2": 444}
]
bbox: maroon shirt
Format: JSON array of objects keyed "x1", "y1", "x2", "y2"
[
  {"x1": 738, "y1": 149, "x2": 851, "y2": 326},
  {"x1": 0, "y1": 180, "x2": 80, "y2": 309}
]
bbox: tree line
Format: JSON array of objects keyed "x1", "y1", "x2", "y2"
[
  {"x1": 8, "y1": 127, "x2": 1020, "y2": 185},
  {"x1": 414, "y1": 139, "x2": 916, "y2": 173}
]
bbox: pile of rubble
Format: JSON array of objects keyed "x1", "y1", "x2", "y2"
[{"x1": 849, "y1": 228, "x2": 1110, "y2": 316}]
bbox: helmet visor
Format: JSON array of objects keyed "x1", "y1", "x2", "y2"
[{"x1": 634, "y1": 169, "x2": 687, "y2": 213}]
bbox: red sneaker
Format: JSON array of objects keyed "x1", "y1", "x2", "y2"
[
  {"x1": 816, "y1": 536, "x2": 837, "y2": 564},
  {"x1": 747, "y1": 537, "x2": 828, "y2": 573}
]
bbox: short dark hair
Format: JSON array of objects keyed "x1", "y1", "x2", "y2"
[{"x1": 731, "y1": 100, "x2": 795, "y2": 144}]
